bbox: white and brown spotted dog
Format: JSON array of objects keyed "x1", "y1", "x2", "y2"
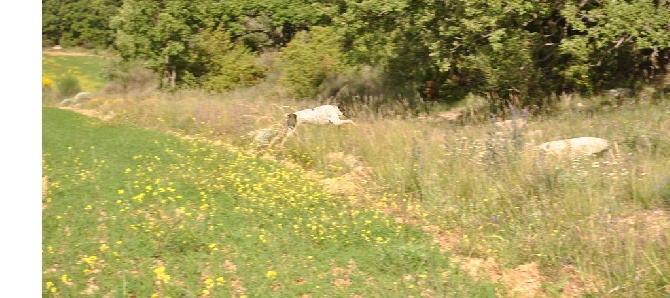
[
  {"x1": 268, "y1": 104, "x2": 354, "y2": 149},
  {"x1": 284, "y1": 104, "x2": 353, "y2": 137}
]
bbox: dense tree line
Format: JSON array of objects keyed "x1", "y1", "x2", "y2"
[
  {"x1": 43, "y1": 0, "x2": 670, "y2": 105},
  {"x1": 43, "y1": 0, "x2": 123, "y2": 48}
]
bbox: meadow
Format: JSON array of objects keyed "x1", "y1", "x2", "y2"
[
  {"x1": 42, "y1": 54, "x2": 670, "y2": 297},
  {"x1": 42, "y1": 54, "x2": 110, "y2": 93},
  {"x1": 43, "y1": 107, "x2": 498, "y2": 297}
]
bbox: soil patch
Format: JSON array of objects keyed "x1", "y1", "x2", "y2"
[
  {"x1": 43, "y1": 51, "x2": 102, "y2": 57},
  {"x1": 59, "y1": 107, "x2": 116, "y2": 121}
]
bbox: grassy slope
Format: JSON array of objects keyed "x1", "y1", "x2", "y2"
[
  {"x1": 42, "y1": 53, "x2": 670, "y2": 297},
  {"x1": 42, "y1": 107, "x2": 498, "y2": 297}
]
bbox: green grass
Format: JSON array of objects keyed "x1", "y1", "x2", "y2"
[
  {"x1": 42, "y1": 55, "x2": 110, "y2": 92},
  {"x1": 77, "y1": 89, "x2": 670, "y2": 297},
  {"x1": 42, "y1": 107, "x2": 499, "y2": 297}
]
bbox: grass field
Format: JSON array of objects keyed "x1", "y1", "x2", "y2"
[
  {"x1": 42, "y1": 107, "x2": 500, "y2": 297},
  {"x1": 42, "y1": 53, "x2": 670, "y2": 297},
  {"x1": 42, "y1": 54, "x2": 110, "y2": 92}
]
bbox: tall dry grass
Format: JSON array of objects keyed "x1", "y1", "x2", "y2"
[{"x1": 50, "y1": 79, "x2": 670, "y2": 296}]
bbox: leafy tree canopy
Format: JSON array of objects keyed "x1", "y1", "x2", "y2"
[{"x1": 44, "y1": 0, "x2": 670, "y2": 105}]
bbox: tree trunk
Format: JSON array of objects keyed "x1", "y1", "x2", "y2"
[
  {"x1": 162, "y1": 56, "x2": 170, "y2": 89},
  {"x1": 161, "y1": 57, "x2": 177, "y2": 90},
  {"x1": 169, "y1": 66, "x2": 176, "y2": 89}
]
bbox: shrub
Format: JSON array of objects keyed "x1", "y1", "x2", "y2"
[
  {"x1": 194, "y1": 28, "x2": 266, "y2": 92},
  {"x1": 277, "y1": 26, "x2": 350, "y2": 99},
  {"x1": 101, "y1": 59, "x2": 159, "y2": 98},
  {"x1": 57, "y1": 72, "x2": 82, "y2": 97}
]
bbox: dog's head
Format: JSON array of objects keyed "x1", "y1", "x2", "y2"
[
  {"x1": 336, "y1": 103, "x2": 350, "y2": 118},
  {"x1": 284, "y1": 113, "x2": 298, "y2": 129}
]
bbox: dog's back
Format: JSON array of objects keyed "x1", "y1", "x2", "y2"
[{"x1": 292, "y1": 105, "x2": 344, "y2": 125}]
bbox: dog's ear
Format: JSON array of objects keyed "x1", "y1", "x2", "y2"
[
  {"x1": 337, "y1": 103, "x2": 348, "y2": 116},
  {"x1": 285, "y1": 113, "x2": 298, "y2": 129}
]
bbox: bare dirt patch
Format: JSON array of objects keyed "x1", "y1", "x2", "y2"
[
  {"x1": 616, "y1": 209, "x2": 670, "y2": 241},
  {"x1": 59, "y1": 107, "x2": 116, "y2": 121},
  {"x1": 449, "y1": 256, "x2": 603, "y2": 297},
  {"x1": 500, "y1": 262, "x2": 548, "y2": 298},
  {"x1": 42, "y1": 175, "x2": 48, "y2": 199},
  {"x1": 558, "y1": 265, "x2": 603, "y2": 298},
  {"x1": 43, "y1": 51, "x2": 102, "y2": 57}
]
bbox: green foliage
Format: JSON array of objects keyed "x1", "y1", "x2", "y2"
[
  {"x1": 333, "y1": 0, "x2": 670, "y2": 106},
  {"x1": 464, "y1": 29, "x2": 539, "y2": 99},
  {"x1": 100, "y1": 59, "x2": 159, "y2": 97},
  {"x1": 277, "y1": 26, "x2": 350, "y2": 98},
  {"x1": 193, "y1": 28, "x2": 266, "y2": 92},
  {"x1": 110, "y1": 1, "x2": 274, "y2": 90},
  {"x1": 45, "y1": 0, "x2": 670, "y2": 106},
  {"x1": 57, "y1": 73, "x2": 82, "y2": 97},
  {"x1": 42, "y1": 0, "x2": 122, "y2": 48},
  {"x1": 111, "y1": 0, "x2": 207, "y2": 88},
  {"x1": 560, "y1": 0, "x2": 670, "y2": 92},
  {"x1": 201, "y1": 0, "x2": 337, "y2": 51},
  {"x1": 332, "y1": 0, "x2": 555, "y2": 103}
]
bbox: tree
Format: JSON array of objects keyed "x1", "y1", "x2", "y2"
[
  {"x1": 333, "y1": 0, "x2": 670, "y2": 106},
  {"x1": 42, "y1": 0, "x2": 122, "y2": 48},
  {"x1": 333, "y1": 0, "x2": 552, "y2": 103},
  {"x1": 191, "y1": 28, "x2": 266, "y2": 92},
  {"x1": 111, "y1": 0, "x2": 207, "y2": 88},
  {"x1": 277, "y1": 26, "x2": 349, "y2": 98},
  {"x1": 200, "y1": 0, "x2": 337, "y2": 51},
  {"x1": 560, "y1": 0, "x2": 670, "y2": 93},
  {"x1": 109, "y1": 0, "x2": 335, "y2": 89}
]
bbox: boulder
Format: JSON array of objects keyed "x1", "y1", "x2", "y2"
[
  {"x1": 59, "y1": 97, "x2": 77, "y2": 107},
  {"x1": 74, "y1": 92, "x2": 94, "y2": 101},
  {"x1": 537, "y1": 137, "x2": 609, "y2": 158},
  {"x1": 249, "y1": 127, "x2": 280, "y2": 148},
  {"x1": 59, "y1": 92, "x2": 94, "y2": 108}
]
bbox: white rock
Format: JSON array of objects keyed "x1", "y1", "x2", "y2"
[{"x1": 537, "y1": 137, "x2": 609, "y2": 157}]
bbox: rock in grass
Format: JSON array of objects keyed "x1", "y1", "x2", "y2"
[
  {"x1": 249, "y1": 127, "x2": 280, "y2": 148},
  {"x1": 59, "y1": 97, "x2": 76, "y2": 107},
  {"x1": 59, "y1": 91, "x2": 94, "y2": 108},
  {"x1": 74, "y1": 91, "x2": 94, "y2": 101},
  {"x1": 537, "y1": 137, "x2": 609, "y2": 158}
]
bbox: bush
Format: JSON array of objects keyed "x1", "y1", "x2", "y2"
[
  {"x1": 277, "y1": 26, "x2": 350, "y2": 99},
  {"x1": 57, "y1": 73, "x2": 82, "y2": 97},
  {"x1": 193, "y1": 28, "x2": 266, "y2": 92},
  {"x1": 101, "y1": 59, "x2": 159, "y2": 98}
]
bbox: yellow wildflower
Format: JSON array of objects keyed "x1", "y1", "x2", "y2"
[
  {"x1": 153, "y1": 266, "x2": 171, "y2": 283},
  {"x1": 100, "y1": 243, "x2": 110, "y2": 252},
  {"x1": 266, "y1": 270, "x2": 277, "y2": 279},
  {"x1": 216, "y1": 277, "x2": 225, "y2": 284}
]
